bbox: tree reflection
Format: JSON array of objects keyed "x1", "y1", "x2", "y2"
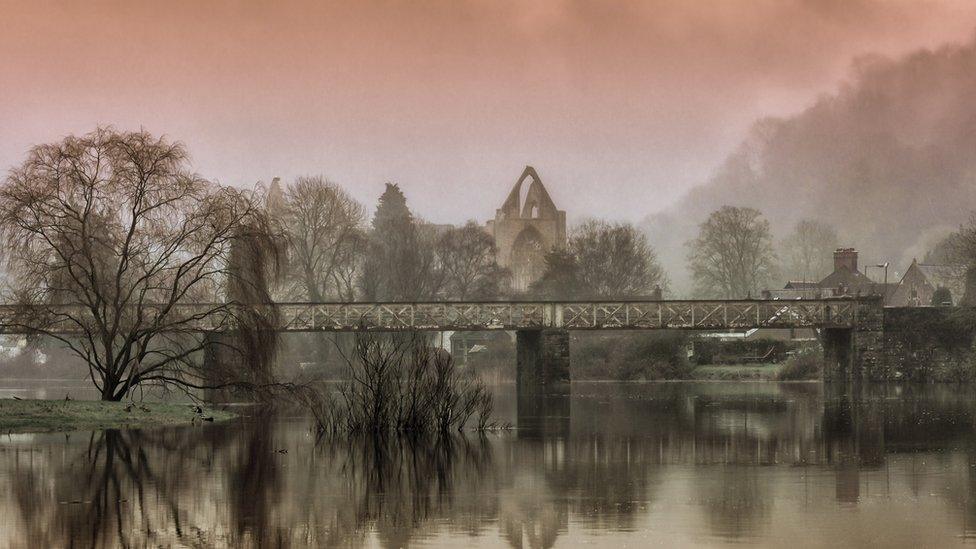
[
  {"x1": 3, "y1": 420, "x2": 274, "y2": 548},
  {"x1": 1, "y1": 419, "x2": 503, "y2": 548},
  {"x1": 226, "y1": 412, "x2": 286, "y2": 547},
  {"x1": 6, "y1": 383, "x2": 976, "y2": 547},
  {"x1": 7, "y1": 426, "x2": 230, "y2": 548},
  {"x1": 694, "y1": 466, "x2": 771, "y2": 540},
  {"x1": 310, "y1": 433, "x2": 497, "y2": 547}
]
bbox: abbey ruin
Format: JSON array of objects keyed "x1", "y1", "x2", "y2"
[{"x1": 486, "y1": 166, "x2": 567, "y2": 292}]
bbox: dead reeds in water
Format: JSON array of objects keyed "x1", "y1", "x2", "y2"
[{"x1": 298, "y1": 331, "x2": 498, "y2": 435}]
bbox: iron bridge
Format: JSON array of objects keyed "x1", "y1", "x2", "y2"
[
  {"x1": 0, "y1": 298, "x2": 858, "y2": 334},
  {"x1": 275, "y1": 298, "x2": 857, "y2": 332}
]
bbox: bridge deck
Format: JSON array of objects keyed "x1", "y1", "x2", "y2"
[
  {"x1": 0, "y1": 298, "x2": 858, "y2": 334},
  {"x1": 275, "y1": 299, "x2": 857, "y2": 332}
]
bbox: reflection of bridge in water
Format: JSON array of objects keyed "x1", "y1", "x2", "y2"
[
  {"x1": 3, "y1": 382, "x2": 974, "y2": 546},
  {"x1": 0, "y1": 296, "x2": 884, "y2": 389}
]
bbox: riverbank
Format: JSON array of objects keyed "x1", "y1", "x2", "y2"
[
  {"x1": 690, "y1": 363, "x2": 783, "y2": 381},
  {"x1": 0, "y1": 399, "x2": 235, "y2": 433}
]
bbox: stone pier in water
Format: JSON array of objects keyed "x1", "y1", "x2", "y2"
[{"x1": 516, "y1": 329, "x2": 570, "y2": 394}]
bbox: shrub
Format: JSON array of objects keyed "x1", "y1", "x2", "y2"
[
  {"x1": 776, "y1": 350, "x2": 823, "y2": 381},
  {"x1": 299, "y1": 332, "x2": 497, "y2": 435},
  {"x1": 692, "y1": 338, "x2": 795, "y2": 365},
  {"x1": 931, "y1": 286, "x2": 953, "y2": 306},
  {"x1": 573, "y1": 331, "x2": 692, "y2": 381}
]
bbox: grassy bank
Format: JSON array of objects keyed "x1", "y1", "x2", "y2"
[
  {"x1": 690, "y1": 363, "x2": 783, "y2": 381},
  {"x1": 0, "y1": 399, "x2": 235, "y2": 434}
]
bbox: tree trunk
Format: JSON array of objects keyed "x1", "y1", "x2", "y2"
[{"x1": 101, "y1": 381, "x2": 123, "y2": 401}]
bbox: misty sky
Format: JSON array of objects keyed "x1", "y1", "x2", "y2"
[{"x1": 2, "y1": 0, "x2": 976, "y2": 224}]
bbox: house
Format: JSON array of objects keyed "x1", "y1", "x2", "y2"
[
  {"x1": 888, "y1": 259, "x2": 965, "y2": 306},
  {"x1": 766, "y1": 280, "x2": 823, "y2": 300},
  {"x1": 816, "y1": 248, "x2": 885, "y2": 297},
  {"x1": 766, "y1": 248, "x2": 896, "y2": 302}
]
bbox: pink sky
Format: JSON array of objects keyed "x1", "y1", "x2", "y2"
[{"x1": 2, "y1": 0, "x2": 975, "y2": 224}]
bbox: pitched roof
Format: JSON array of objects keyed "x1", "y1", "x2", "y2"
[
  {"x1": 818, "y1": 267, "x2": 873, "y2": 291},
  {"x1": 784, "y1": 281, "x2": 820, "y2": 289},
  {"x1": 914, "y1": 262, "x2": 966, "y2": 301}
]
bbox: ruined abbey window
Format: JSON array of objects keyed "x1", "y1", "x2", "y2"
[{"x1": 511, "y1": 227, "x2": 546, "y2": 292}]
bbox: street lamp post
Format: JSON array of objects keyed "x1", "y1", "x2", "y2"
[{"x1": 868, "y1": 262, "x2": 890, "y2": 302}]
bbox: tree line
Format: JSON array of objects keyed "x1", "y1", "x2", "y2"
[
  {"x1": 686, "y1": 205, "x2": 976, "y2": 302},
  {"x1": 274, "y1": 178, "x2": 850, "y2": 303},
  {"x1": 686, "y1": 206, "x2": 840, "y2": 299},
  {"x1": 0, "y1": 127, "x2": 899, "y2": 400},
  {"x1": 269, "y1": 178, "x2": 668, "y2": 303},
  {"x1": 0, "y1": 128, "x2": 664, "y2": 400}
]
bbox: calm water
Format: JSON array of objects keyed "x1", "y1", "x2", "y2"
[{"x1": 3, "y1": 381, "x2": 976, "y2": 548}]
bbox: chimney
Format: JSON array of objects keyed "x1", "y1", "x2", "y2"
[{"x1": 833, "y1": 248, "x2": 858, "y2": 273}]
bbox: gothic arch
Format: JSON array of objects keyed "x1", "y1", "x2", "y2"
[{"x1": 501, "y1": 166, "x2": 558, "y2": 220}]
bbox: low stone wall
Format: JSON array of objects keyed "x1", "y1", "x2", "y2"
[{"x1": 882, "y1": 307, "x2": 976, "y2": 382}]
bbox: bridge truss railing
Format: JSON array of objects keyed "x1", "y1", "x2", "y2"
[
  {"x1": 276, "y1": 299, "x2": 857, "y2": 332},
  {"x1": 0, "y1": 299, "x2": 857, "y2": 334}
]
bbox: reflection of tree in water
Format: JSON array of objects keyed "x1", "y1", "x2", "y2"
[
  {"x1": 4, "y1": 421, "x2": 281, "y2": 548},
  {"x1": 7, "y1": 426, "x2": 234, "y2": 548},
  {"x1": 559, "y1": 436, "x2": 660, "y2": 532},
  {"x1": 226, "y1": 412, "x2": 286, "y2": 547},
  {"x1": 491, "y1": 432, "x2": 666, "y2": 548},
  {"x1": 694, "y1": 466, "x2": 771, "y2": 541},
  {"x1": 9, "y1": 384, "x2": 976, "y2": 547},
  {"x1": 311, "y1": 433, "x2": 497, "y2": 547},
  {"x1": 2, "y1": 420, "x2": 502, "y2": 548}
]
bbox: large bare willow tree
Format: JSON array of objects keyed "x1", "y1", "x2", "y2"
[{"x1": 0, "y1": 128, "x2": 277, "y2": 400}]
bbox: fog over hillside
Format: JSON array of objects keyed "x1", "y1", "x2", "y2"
[{"x1": 646, "y1": 33, "x2": 976, "y2": 295}]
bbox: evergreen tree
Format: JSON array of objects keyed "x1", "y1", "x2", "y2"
[{"x1": 360, "y1": 183, "x2": 441, "y2": 301}]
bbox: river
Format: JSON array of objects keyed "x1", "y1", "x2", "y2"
[{"x1": 1, "y1": 380, "x2": 975, "y2": 547}]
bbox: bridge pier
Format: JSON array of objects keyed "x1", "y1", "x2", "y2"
[
  {"x1": 516, "y1": 391, "x2": 571, "y2": 437},
  {"x1": 822, "y1": 328, "x2": 853, "y2": 382},
  {"x1": 516, "y1": 329, "x2": 570, "y2": 395},
  {"x1": 822, "y1": 296, "x2": 885, "y2": 383}
]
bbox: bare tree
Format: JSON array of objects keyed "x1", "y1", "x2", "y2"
[
  {"x1": 572, "y1": 220, "x2": 666, "y2": 298},
  {"x1": 687, "y1": 206, "x2": 776, "y2": 298},
  {"x1": 779, "y1": 219, "x2": 838, "y2": 282},
  {"x1": 280, "y1": 176, "x2": 366, "y2": 301},
  {"x1": 0, "y1": 128, "x2": 276, "y2": 400},
  {"x1": 435, "y1": 221, "x2": 509, "y2": 300},
  {"x1": 931, "y1": 218, "x2": 976, "y2": 305},
  {"x1": 532, "y1": 220, "x2": 666, "y2": 299}
]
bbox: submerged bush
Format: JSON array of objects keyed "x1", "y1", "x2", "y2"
[
  {"x1": 299, "y1": 332, "x2": 497, "y2": 435},
  {"x1": 776, "y1": 350, "x2": 823, "y2": 381}
]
